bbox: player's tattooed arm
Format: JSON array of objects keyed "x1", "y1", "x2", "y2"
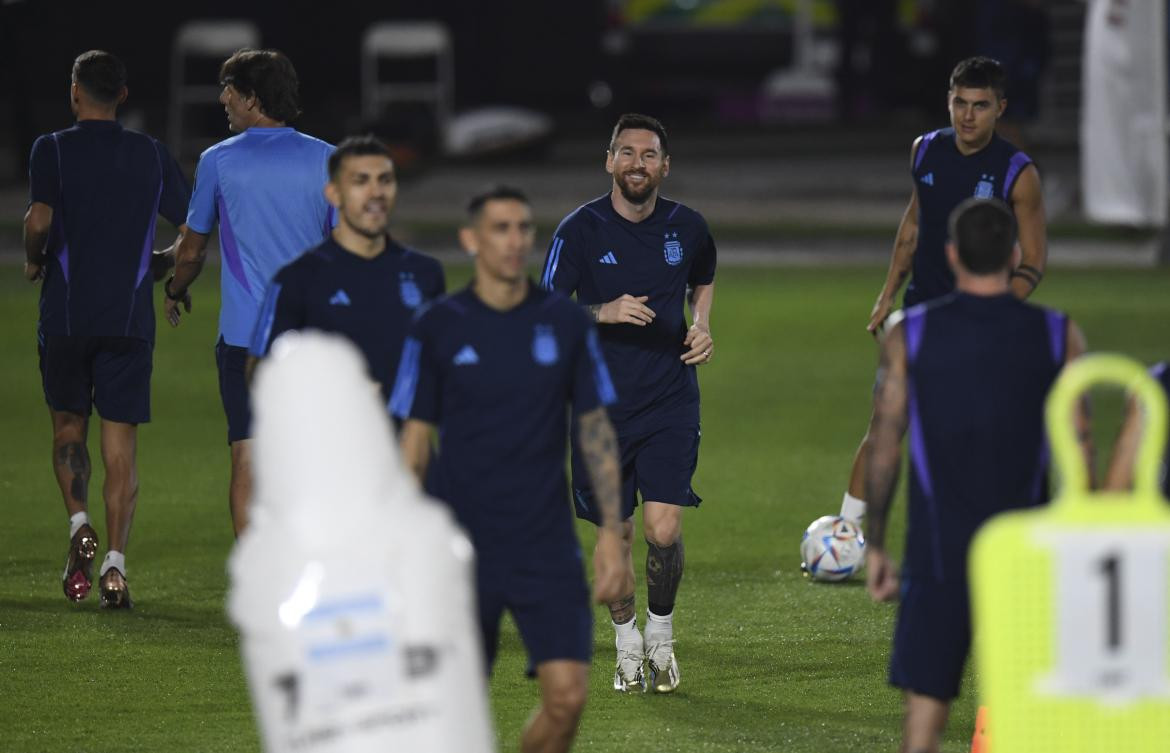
[
  {"x1": 1009, "y1": 164, "x2": 1047, "y2": 300},
  {"x1": 578, "y1": 407, "x2": 622, "y2": 532},
  {"x1": 863, "y1": 322, "x2": 909, "y2": 552},
  {"x1": 23, "y1": 202, "x2": 52, "y2": 281},
  {"x1": 578, "y1": 406, "x2": 626, "y2": 603},
  {"x1": 398, "y1": 419, "x2": 434, "y2": 487},
  {"x1": 867, "y1": 141, "x2": 922, "y2": 336}
]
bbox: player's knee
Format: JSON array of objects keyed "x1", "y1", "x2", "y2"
[
  {"x1": 644, "y1": 517, "x2": 681, "y2": 548},
  {"x1": 52, "y1": 415, "x2": 86, "y2": 446},
  {"x1": 542, "y1": 679, "x2": 587, "y2": 727}
]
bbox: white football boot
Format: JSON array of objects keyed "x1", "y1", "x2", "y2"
[{"x1": 613, "y1": 632, "x2": 646, "y2": 693}]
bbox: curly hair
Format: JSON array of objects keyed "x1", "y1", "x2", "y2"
[{"x1": 219, "y1": 49, "x2": 302, "y2": 123}]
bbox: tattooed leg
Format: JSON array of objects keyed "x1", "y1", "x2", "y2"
[{"x1": 50, "y1": 411, "x2": 90, "y2": 516}]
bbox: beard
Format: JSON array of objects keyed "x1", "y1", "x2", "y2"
[
  {"x1": 341, "y1": 205, "x2": 389, "y2": 239},
  {"x1": 616, "y1": 169, "x2": 659, "y2": 204}
]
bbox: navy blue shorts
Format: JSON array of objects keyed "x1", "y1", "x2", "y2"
[
  {"x1": 889, "y1": 577, "x2": 971, "y2": 701},
  {"x1": 572, "y1": 423, "x2": 702, "y2": 524},
  {"x1": 215, "y1": 337, "x2": 252, "y2": 444},
  {"x1": 39, "y1": 335, "x2": 152, "y2": 424},
  {"x1": 476, "y1": 562, "x2": 592, "y2": 676}
]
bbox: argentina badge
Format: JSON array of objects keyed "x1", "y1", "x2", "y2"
[
  {"x1": 532, "y1": 324, "x2": 558, "y2": 366},
  {"x1": 399, "y1": 272, "x2": 423, "y2": 308},
  {"x1": 663, "y1": 232, "x2": 683, "y2": 266}
]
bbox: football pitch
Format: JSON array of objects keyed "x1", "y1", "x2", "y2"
[{"x1": 2, "y1": 261, "x2": 1168, "y2": 752}]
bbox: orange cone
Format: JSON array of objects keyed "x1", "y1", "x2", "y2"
[{"x1": 970, "y1": 706, "x2": 990, "y2": 753}]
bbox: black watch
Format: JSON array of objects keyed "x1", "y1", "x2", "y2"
[{"x1": 164, "y1": 276, "x2": 186, "y2": 301}]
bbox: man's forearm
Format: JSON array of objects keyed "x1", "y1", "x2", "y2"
[
  {"x1": 862, "y1": 328, "x2": 909, "y2": 550},
  {"x1": 24, "y1": 228, "x2": 49, "y2": 265},
  {"x1": 171, "y1": 230, "x2": 209, "y2": 293},
  {"x1": 398, "y1": 419, "x2": 433, "y2": 486},
  {"x1": 688, "y1": 283, "x2": 714, "y2": 328},
  {"x1": 578, "y1": 407, "x2": 623, "y2": 531}
]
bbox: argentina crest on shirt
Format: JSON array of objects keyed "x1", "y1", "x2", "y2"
[
  {"x1": 532, "y1": 324, "x2": 558, "y2": 366},
  {"x1": 663, "y1": 231, "x2": 683, "y2": 266},
  {"x1": 399, "y1": 271, "x2": 422, "y2": 308},
  {"x1": 973, "y1": 173, "x2": 996, "y2": 199}
]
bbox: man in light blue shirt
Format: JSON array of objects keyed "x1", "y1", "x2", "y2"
[{"x1": 165, "y1": 48, "x2": 334, "y2": 534}]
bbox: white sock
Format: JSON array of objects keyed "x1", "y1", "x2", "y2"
[
  {"x1": 69, "y1": 511, "x2": 90, "y2": 540},
  {"x1": 613, "y1": 616, "x2": 640, "y2": 648},
  {"x1": 841, "y1": 493, "x2": 867, "y2": 522},
  {"x1": 101, "y1": 550, "x2": 126, "y2": 577},
  {"x1": 645, "y1": 609, "x2": 673, "y2": 641}
]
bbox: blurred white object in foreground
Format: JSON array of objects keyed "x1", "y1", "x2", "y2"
[{"x1": 228, "y1": 331, "x2": 493, "y2": 753}]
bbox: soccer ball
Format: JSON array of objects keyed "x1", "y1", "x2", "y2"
[{"x1": 800, "y1": 515, "x2": 866, "y2": 581}]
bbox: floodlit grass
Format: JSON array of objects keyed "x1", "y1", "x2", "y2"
[{"x1": 2, "y1": 262, "x2": 1167, "y2": 752}]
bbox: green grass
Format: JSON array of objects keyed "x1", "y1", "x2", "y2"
[{"x1": 1, "y1": 263, "x2": 1168, "y2": 752}]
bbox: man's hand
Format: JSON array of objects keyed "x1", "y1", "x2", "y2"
[
  {"x1": 163, "y1": 279, "x2": 192, "y2": 327},
  {"x1": 598, "y1": 294, "x2": 655, "y2": 326},
  {"x1": 592, "y1": 527, "x2": 626, "y2": 603},
  {"x1": 865, "y1": 548, "x2": 899, "y2": 602},
  {"x1": 867, "y1": 294, "x2": 894, "y2": 338},
  {"x1": 24, "y1": 261, "x2": 44, "y2": 282},
  {"x1": 680, "y1": 323, "x2": 713, "y2": 365}
]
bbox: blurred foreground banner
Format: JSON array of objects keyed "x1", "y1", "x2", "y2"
[{"x1": 1081, "y1": 0, "x2": 1168, "y2": 227}]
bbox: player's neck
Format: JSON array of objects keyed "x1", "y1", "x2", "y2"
[
  {"x1": 74, "y1": 106, "x2": 118, "y2": 122},
  {"x1": 609, "y1": 187, "x2": 658, "y2": 223},
  {"x1": 956, "y1": 273, "x2": 1010, "y2": 296},
  {"x1": 953, "y1": 131, "x2": 994, "y2": 156},
  {"x1": 332, "y1": 226, "x2": 386, "y2": 259},
  {"x1": 473, "y1": 274, "x2": 528, "y2": 311},
  {"x1": 247, "y1": 113, "x2": 286, "y2": 130}
]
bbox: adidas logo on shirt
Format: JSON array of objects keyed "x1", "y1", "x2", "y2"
[
  {"x1": 920, "y1": 172, "x2": 934, "y2": 186},
  {"x1": 599, "y1": 252, "x2": 618, "y2": 265},
  {"x1": 329, "y1": 289, "x2": 352, "y2": 306},
  {"x1": 453, "y1": 345, "x2": 479, "y2": 366}
]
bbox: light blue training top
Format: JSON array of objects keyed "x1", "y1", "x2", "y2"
[{"x1": 186, "y1": 127, "x2": 335, "y2": 346}]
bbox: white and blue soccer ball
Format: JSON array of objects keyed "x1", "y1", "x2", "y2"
[{"x1": 800, "y1": 515, "x2": 866, "y2": 581}]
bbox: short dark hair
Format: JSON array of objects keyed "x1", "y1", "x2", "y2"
[
  {"x1": 949, "y1": 56, "x2": 1007, "y2": 100},
  {"x1": 72, "y1": 50, "x2": 126, "y2": 104},
  {"x1": 219, "y1": 49, "x2": 302, "y2": 123},
  {"x1": 466, "y1": 185, "x2": 530, "y2": 219},
  {"x1": 609, "y1": 113, "x2": 669, "y2": 156},
  {"x1": 949, "y1": 198, "x2": 1016, "y2": 274},
  {"x1": 328, "y1": 135, "x2": 393, "y2": 180}
]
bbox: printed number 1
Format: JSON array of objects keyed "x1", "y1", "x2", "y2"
[{"x1": 1099, "y1": 553, "x2": 1121, "y2": 651}]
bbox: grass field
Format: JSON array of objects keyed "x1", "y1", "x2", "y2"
[{"x1": 2, "y1": 261, "x2": 1168, "y2": 752}]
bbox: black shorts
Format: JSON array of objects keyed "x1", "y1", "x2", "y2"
[
  {"x1": 572, "y1": 423, "x2": 702, "y2": 524},
  {"x1": 476, "y1": 561, "x2": 592, "y2": 676},
  {"x1": 889, "y1": 577, "x2": 971, "y2": 701},
  {"x1": 215, "y1": 337, "x2": 252, "y2": 444},
  {"x1": 39, "y1": 335, "x2": 152, "y2": 424}
]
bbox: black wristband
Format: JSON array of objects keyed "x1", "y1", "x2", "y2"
[
  {"x1": 164, "y1": 276, "x2": 186, "y2": 301},
  {"x1": 1011, "y1": 269, "x2": 1040, "y2": 289},
  {"x1": 1016, "y1": 263, "x2": 1044, "y2": 282}
]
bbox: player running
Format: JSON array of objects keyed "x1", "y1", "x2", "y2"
[
  {"x1": 165, "y1": 49, "x2": 335, "y2": 535},
  {"x1": 249, "y1": 135, "x2": 444, "y2": 398},
  {"x1": 25, "y1": 51, "x2": 190, "y2": 607},
  {"x1": 540, "y1": 113, "x2": 716, "y2": 693},
  {"x1": 839, "y1": 56, "x2": 1048, "y2": 525},
  {"x1": 391, "y1": 186, "x2": 625, "y2": 753},
  {"x1": 863, "y1": 198, "x2": 1085, "y2": 753}
]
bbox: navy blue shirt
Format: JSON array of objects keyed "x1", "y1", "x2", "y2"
[
  {"x1": 389, "y1": 284, "x2": 617, "y2": 568},
  {"x1": 29, "y1": 120, "x2": 190, "y2": 342},
  {"x1": 539, "y1": 194, "x2": 716, "y2": 435},
  {"x1": 250, "y1": 236, "x2": 444, "y2": 399},
  {"x1": 1153, "y1": 361, "x2": 1170, "y2": 497},
  {"x1": 907, "y1": 129, "x2": 1032, "y2": 306},
  {"x1": 902, "y1": 292, "x2": 1067, "y2": 583}
]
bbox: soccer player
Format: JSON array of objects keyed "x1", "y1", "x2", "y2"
[
  {"x1": 839, "y1": 56, "x2": 1048, "y2": 525},
  {"x1": 249, "y1": 135, "x2": 444, "y2": 398},
  {"x1": 863, "y1": 198, "x2": 1085, "y2": 753},
  {"x1": 539, "y1": 113, "x2": 716, "y2": 693},
  {"x1": 164, "y1": 49, "x2": 335, "y2": 535},
  {"x1": 25, "y1": 50, "x2": 190, "y2": 608},
  {"x1": 1104, "y1": 361, "x2": 1170, "y2": 495},
  {"x1": 391, "y1": 186, "x2": 625, "y2": 753}
]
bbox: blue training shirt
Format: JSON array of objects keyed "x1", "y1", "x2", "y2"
[
  {"x1": 540, "y1": 194, "x2": 716, "y2": 436},
  {"x1": 907, "y1": 128, "x2": 1032, "y2": 306},
  {"x1": 389, "y1": 283, "x2": 617, "y2": 568},
  {"x1": 29, "y1": 120, "x2": 190, "y2": 342},
  {"x1": 250, "y1": 235, "x2": 445, "y2": 399},
  {"x1": 901, "y1": 292, "x2": 1067, "y2": 583},
  {"x1": 186, "y1": 127, "x2": 335, "y2": 346}
]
